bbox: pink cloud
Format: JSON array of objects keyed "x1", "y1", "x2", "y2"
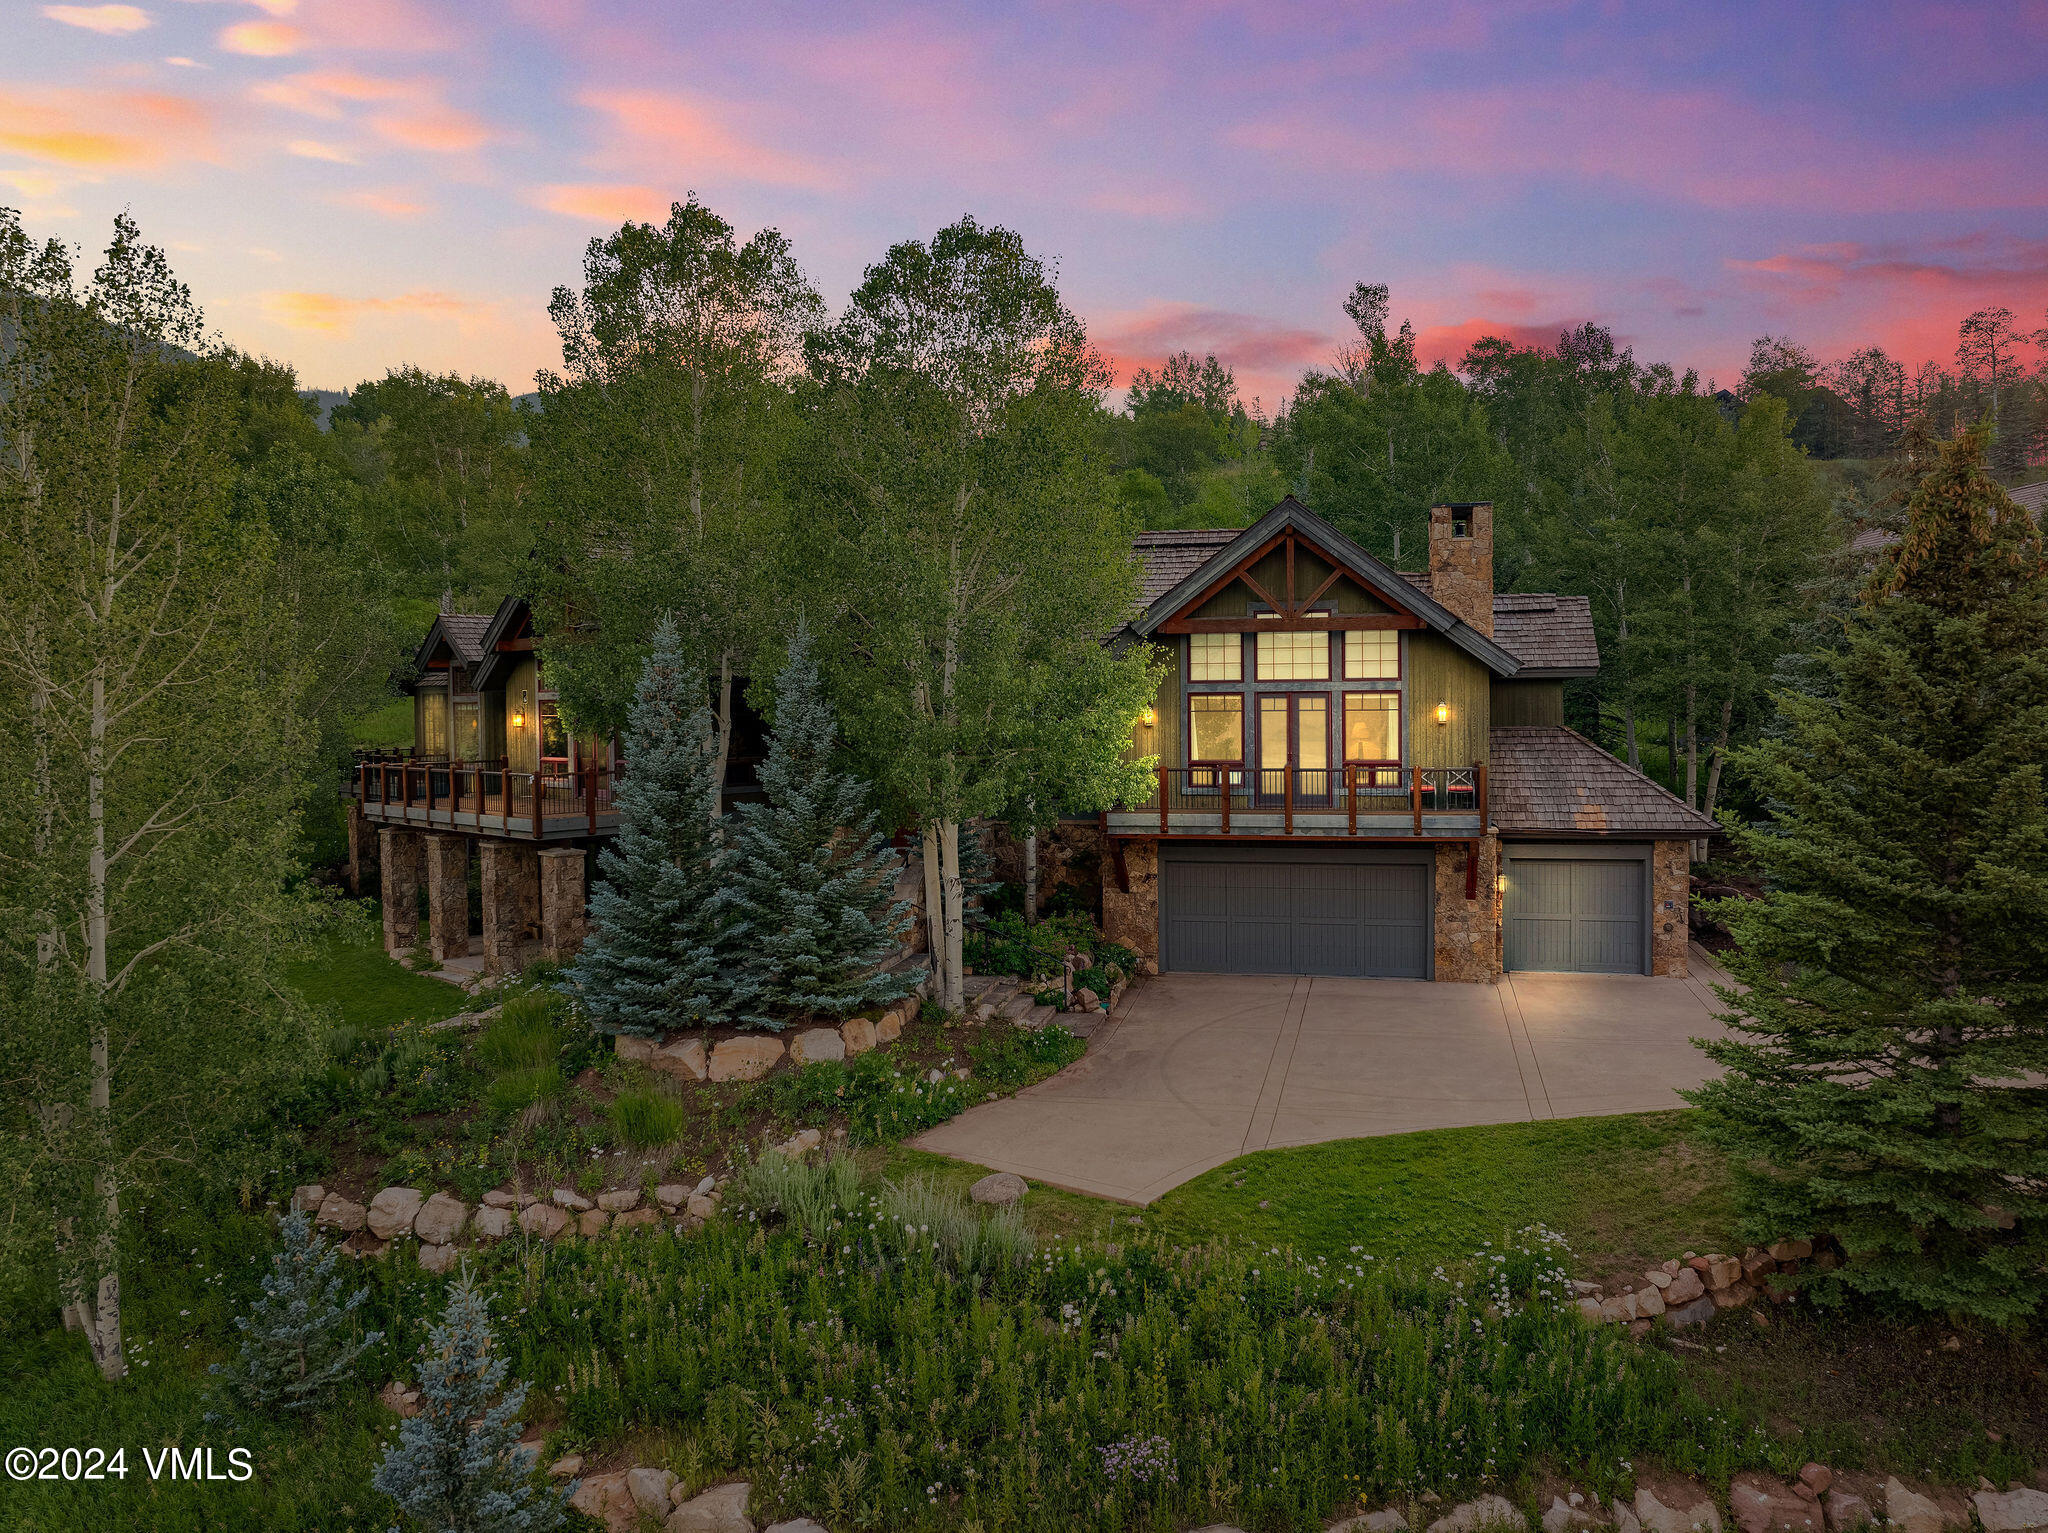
[
  {"x1": 332, "y1": 188, "x2": 427, "y2": 218},
  {"x1": 253, "y1": 68, "x2": 419, "y2": 117},
  {"x1": 1085, "y1": 185, "x2": 1202, "y2": 219},
  {"x1": 579, "y1": 89, "x2": 835, "y2": 191},
  {"x1": 0, "y1": 85, "x2": 215, "y2": 169},
  {"x1": 291, "y1": 0, "x2": 455, "y2": 52},
  {"x1": 219, "y1": 19, "x2": 303, "y2": 55},
  {"x1": 1093, "y1": 301, "x2": 1330, "y2": 404},
  {"x1": 1410, "y1": 317, "x2": 1602, "y2": 369},
  {"x1": 371, "y1": 103, "x2": 492, "y2": 153},
  {"x1": 528, "y1": 182, "x2": 672, "y2": 224},
  {"x1": 43, "y1": 5, "x2": 152, "y2": 35},
  {"x1": 260, "y1": 287, "x2": 481, "y2": 334}
]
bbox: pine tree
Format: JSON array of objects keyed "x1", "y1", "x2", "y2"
[
  {"x1": 372, "y1": 1275, "x2": 570, "y2": 1533},
  {"x1": 562, "y1": 619, "x2": 728, "y2": 1037},
  {"x1": 211, "y1": 1211, "x2": 382, "y2": 1414},
  {"x1": 721, "y1": 623, "x2": 922, "y2": 1030},
  {"x1": 1687, "y1": 424, "x2": 2048, "y2": 1323}
]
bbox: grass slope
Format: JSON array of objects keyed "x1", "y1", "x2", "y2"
[{"x1": 284, "y1": 929, "x2": 469, "y2": 1031}]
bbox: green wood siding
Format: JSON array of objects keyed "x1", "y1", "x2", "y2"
[
  {"x1": 1491, "y1": 680, "x2": 1564, "y2": 727},
  {"x1": 1131, "y1": 645, "x2": 1180, "y2": 767},
  {"x1": 504, "y1": 658, "x2": 540, "y2": 773},
  {"x1": 1406, "y1": 632, "x2": 1490, "y2": 768}
]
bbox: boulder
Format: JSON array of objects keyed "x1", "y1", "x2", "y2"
[
  {"x1": 291, "y1": 1183, "x2": 325, "y2": 1213},
  {"x1": 472, "y1": 1206, "x2": 514, "y2": 1240},
  {"x1": 366, "y1": 1187, "x2": 424, "y2": 1241},
  {"x1": 519, "y1": 1202, "x2": 570, "y2": 1239},
  {"x1": 709, "y1": 1037, "x2": 784, "y2": 1082},
  {"x1": 552, "y1": 1187, "x2": 594, "y2": 1212},
  {"x1": 1767, "y1": 1238, "x2": 1814, "y2": 1262},
  {"x1": 482, "y1": 1189, "x2": 519, "y2": 1209},
  {"x1": 1975, "y1": 1490, "x2": 2048, "y2": 1533},
  {"x1": 686, "y1": 1193, "x2": 718, "y2": 1221},
  {"x1": 578, "y1": 1209, "x2": 610, "y2": 1238},
  {"x1": 628, "y1": 1466, "x2": 679, "y2": 1514},
  {"x1": 1600, "y1": 1294, "x2": 1638, "y2": 1323},
  {"x1": 615, "y1": 1034, "x2": 658, "y2": 1062},
  {"x1": 1884, "y1": 1482, "x2": 1951, "y2": 1533},
  {"x1": 549, "y1": 1454, "x2": 584, "y2": 1479},
  {"x1": 1712, "y1": 1281, "x2": 1756, "y2": 1309},
  {"x1": 413, "y1": 1193, "x2": 468, "y2": 1245},
  {"x1": 316, "y1": 1193, "x2": 366, "y2": 1233},
  {"x1": 789, "y1": 1027, "x2": 845, "y2": 1066},
  {"x1": 655, "y1": 1184, "x2": 690, "y2": 1211},
  {"x1": 666, "y1": 1480, "x2": 753, "y2": 1532},
  {"x1": 1702, "y1": 1257, "x2": 1742, "y2": 1289},
  {"x1": 1731, "y1": 1477, "x2": 1823, "y2": 1533},
  {"x1": 1664, "y1": 1268, "x2": 1706, "y2": 1305},
  {"x1": 655, "y1": 1038, "x2": 709, "y2": 1081},
  {"x1": 1666, "y1": 1296, "x2": 1717, "y2": 1329},
  {"x1": 1637, "y1": 1489, "x2": 1722, "y2": 1533},
  {"x1": 1799, "y1": 1468, "x2": 1833, "y2": 1498},
  {"x1": 841, "y1": 1016, "x2": 877, "y2": 1056},
  {"x1": 379, "y1": 1380, "x2": 421, "y2": 1417},
  {"x1": 1071, "y1": 986, "x2": 1099, "y2": 1011},
  {"x1": 569, "y1": 1472, "x2": 628, "y2": 1529},
  {"x1": 1612, "y1": 1505, "x2": 1641, "y2": 1533},
  {"x1": 874, "y1": 1007, "x2": 905, "y2": 1044},
  {"x1": 1577, "y1": 1297, "x2": 1606, "y2": 1321},
  {"x1": 1545, "y1": 1498, "x2": 1599, "y2": 1533},
  {"x1": 1634, "y1": 1284, "x2": 1666, "y2": 1318},
  {"x1": 1354, "y1": 1513, "x2": 1413, "y2": 1533},
  {"x1": 969, "y1": 1171, "x2": 1028, "y2": 1207},
  {"x1": 1825, "y1": 1492, "x2": 1873, "y2": 1532},
  {"x1": 612, "y1": 1207, "x2": 660, "y2": 1233},
  {"x1": 1427, "y1": 1495, "x2": 1522, "y2": 1533},
  {"x1": 417, "y1": 1242, "x2": 459, "y2": 1275},
  {"x1": 598, "y1": 1188, "x2": 642, "y2": 1212},
  {"x1": 764, "y1": 1522, "x2": 832, "y2": 1533},
  {"x1": 695, "y1": 1174, "x2": 719, "y2": 1196},
  {"x1": 786, "y1": 1128, "x2": 823, "y2": 1155},
  {"x1": 1645, "y1": 1269, "x2": 1673, "y2": 1288}
]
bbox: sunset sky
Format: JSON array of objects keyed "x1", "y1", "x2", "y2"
[{"x1": 6, "y1": 0, "x2": 2046, "y2": 403}]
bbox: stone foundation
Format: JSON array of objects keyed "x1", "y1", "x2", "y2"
[
  {"x1": 423, "y1": 833, "x2": 471, "y2": 962},
  {"x1": 1099, "y1": 837, "x2": 1159, "y2": 972},
  {"x1": 479, "y1": 839, "x2": 541, "y2": 976},
  {"x1": 1651, "y1": 840, "x2": 1691, "y2": 977},
  {"x1": 378, "y1": 827, "x2": 422, "y2": 956},
  {"x1": 538, "y1": 846, "x2": 587, "y2": 963},
  {"x1": 1433, "y1": 836, "x2": 1502, "y2": 982},
  {"x1": 346, "y1": 799, "x2": 380, "y2": 897}
]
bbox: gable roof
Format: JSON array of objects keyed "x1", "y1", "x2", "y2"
[
  {"x1": 1489, "y1": 725, "x2": 1718, "y2": 836},
  {"x1": 1131, "y1": 496, "x2": 1526, "y2": 677},
  {"x1": 469, "y1": 595, "x2": 533, "y2": 693},
  {"x1": 1400, "y1": 575, "x2": 1599, "y2": 677},
  {"x1": 412, "y1": 610, "x2": 493, "y2": 675}
]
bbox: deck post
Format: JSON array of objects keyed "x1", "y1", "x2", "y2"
[
  {"x1": 1411, "y1": 767, "x2": 1423, "y2": 837},
  {"x1": 501, "y1": 764, "x2": 511, "y2": 824},
  {"x1": 1284, "y1": 763, "x2": 1293, "y2": 835},
  {"x1": 1346, "y1": 763, "x2": 1357, "y2": 836},
  {"x1": 1157, "y1": 763, "x2": 1168, "y2": 835},
  {"x1": 1477, "y1": 761, "x2": 1488, "y2": 827},
  {"x1": 1221, "y1": 770, "x2": 1231, "y2": 833},
  {"x1": 532, "y1": 772, "x2": 544, "y2": 841},
  {"x1": 426, "y1": 763, "x2": 436, "y2": 817}
]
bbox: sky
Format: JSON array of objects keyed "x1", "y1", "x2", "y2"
[{"x1": 5, "y1": 0, "x2": 2047, "y2": 404}]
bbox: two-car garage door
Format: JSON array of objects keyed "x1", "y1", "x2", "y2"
[{"x1": 1160, "y1": 846, "x2": 1431, "y2": 978}]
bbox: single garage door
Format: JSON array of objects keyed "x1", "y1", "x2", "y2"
[
  {"x1": 1505, "y1": 857, "x2": 1645, "y2": 973},
  {"x1": 1160, "y1": 850, "x2": 1430, "y2": 977}
]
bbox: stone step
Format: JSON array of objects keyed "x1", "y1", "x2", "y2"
[{"x1": 1014, "y1": 1003, "x2": 1059, "y2": 1031}]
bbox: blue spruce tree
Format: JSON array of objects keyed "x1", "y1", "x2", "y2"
[
  {"x1": 212, "y1": 1210, "x2": 382, "y2": 1415},
  {"x1": 722, "y1": 623, "x2": 923, "y2": 1030},
  {"x1": 563, "y1": 619, "x2": 728, "y2": 1037},
  {"x1": 372, "y1": 1275, "x2": 570, "y2": 1533}
]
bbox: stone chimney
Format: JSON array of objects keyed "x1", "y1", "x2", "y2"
[{"x1": 1427, "y1": 502, "x2": 1494, "y2": 638}]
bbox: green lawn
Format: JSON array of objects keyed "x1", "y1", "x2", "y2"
[
  {"x1": 284, "y1": 928, "x2": 470, "y2": 1031},
  {"x1": 348, "y1": 695, "x2": 414, "y2": 749},
  {"x1": 899, "y1": 1110, "x2": 1739, "y2": 1275}
]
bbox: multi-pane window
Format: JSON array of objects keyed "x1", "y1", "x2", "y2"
[
  {"x1": 1344, "y1": 629, "x2": 1399, "y2": 679},
  {"x1": 419, "y1": 689, "x2": 448, "y2": 756},
  {"x1": 1255, "y1": 629, "x2": 1330, "y2": 680},
  {"x1": 1188, "y1": 694, "x2": 1244, "y2": 761},
  {"x1": 1188, "y1": 632, "x2": 1242, "y2": 681},
  {"x1": 1343, "y1": 692, "x2": 1400, "y2": 762},
  {"x1": 453, "y1": 696, "x2": 481, "y2": 760}
]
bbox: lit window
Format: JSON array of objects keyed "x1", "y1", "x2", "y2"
[
  {"x1": 1255, "y1": 629, "x2": 1329, "y2": 680},
  {"x1": 1343, "y1": 693, "x2": 1400, "y2": 762},
  {"x1": 1188, "y1": 694, "x2": 1244, "y2": 761},
  {"x1": 1344, "y1": 629, "x2": 1398, "y2": 679},
  {"x1": 1188, "y1": 632, "x2": 1241, "y2": 681}
]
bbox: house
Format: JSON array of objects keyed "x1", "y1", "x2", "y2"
[
  {"x1": 1089, "y1": 496, "x2": 1715, "y2": 980},
  {"x1": 346, "y1": 593, "x2": 763, "y2": 974}
]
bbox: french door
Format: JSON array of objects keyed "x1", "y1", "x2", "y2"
[{"x1": 1257, "y1": 694, "x2": 1330, "y2": 804}]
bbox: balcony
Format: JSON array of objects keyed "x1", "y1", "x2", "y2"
[
  {"x1": 353, "y1": 751, "x2": 617, "y2": 842},
  {"x1": 1104, "y1": 764, "x2": 1486, "y2": 840}
]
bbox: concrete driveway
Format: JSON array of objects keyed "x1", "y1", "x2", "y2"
[{"x1": 913, "y1": 949, "x2": 1731, "y2": 1204}]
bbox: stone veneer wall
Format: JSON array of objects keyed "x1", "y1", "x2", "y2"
[
  {"x1": 378, "y1": 827, "x2": 422, "y2": 955},
  {"x1": 423, "y1": 833, "x2": 471, "y2": 962},
  {"x1": 1433, "y1": 836, "x2": 1502, "y2": 982},
  {"x1": 537, "y1": 846, "x2": 587, "y2": 963},
  {"x1": 479, "y1": 840, "x2": 541, "y2": 976},
  {"x1": 1426, "y1": 502, "x2": 1495, "y2": 638},
  {"x1": 1651, "y1": 839, "x2": 1691, "y2": 977},
  {"x1": 1100, "y1": 837, "x2": 1160, "y2": 973}
]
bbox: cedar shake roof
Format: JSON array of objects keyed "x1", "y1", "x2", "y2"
[
  {"x1": 1847, "y1": 480, "x2": 2045, "y2": 557},
  {"x1": 1490, "y1": 725, "x2": 1719, "y2": 837},
  {"x1": 1134, "y1": 528, "x2": 1240, "y2": 606},
  {"x1": 438, "y1": 613, "x2": 492, "y2": 664}
]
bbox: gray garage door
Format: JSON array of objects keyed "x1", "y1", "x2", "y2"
[
  {"x1": 1505, "y1": 858, "x2": 1645, "y2": 973},
  {"x1": 1160, "y1": 852, "x2": 1430, "y2": 977}
]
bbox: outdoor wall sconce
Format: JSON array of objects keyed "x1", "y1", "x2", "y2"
[
  {"x1": 511, "y1": 689, "x2": 529, "y2": 729},
  {"x1": 1496, "y1": 873, "x2": 1508, "y2": 894},
  {"x1": 1434, "y1": 701, "x2": 1450, "y2": 725},
  {"x1": 1141, "y1": 706, "x2": 1157, "y2": 726}
]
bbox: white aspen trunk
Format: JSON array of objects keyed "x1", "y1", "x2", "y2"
[
  {"x1": 1666, "y1": 715, "x2": 1680, "y2": 794},
  {"x1": 1023, "y1": 830, "x2": 1039, "y2": 926},
  {"x1": 1683, "y1": 682, "x2": 1700, "y2": 811},
  {"x1": 710, "y1": 652, "x2": 733, "y2": 824},
  {"x1": 1701, "y1": 693, "x2": 1735, "y2": 863},
  {"x1": 1622, "y1": 700, "x2": 1639, "y2": 771},
  {"x1": 921, "y1": 820, "x2": 943, "y2": 979},
  {"x1": 939, "y1": 817, "x2": 965, "y2": 1013},
  {"x1": 84, "y1": 657, "x2": 125, "y2": 1380}
]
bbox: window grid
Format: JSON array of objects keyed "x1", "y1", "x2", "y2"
[
  {"x1": 1343, "y1": 692, "x2": 1401, "y2": 763},
  {"x1": 1188, "y1": 693, "x2": 1244, "y2": 762},
  {"x1": 1188, "y1": 632, "x2": 1242, "y2": 682},
  {"x1": 1255, "y1": 629, "x2": 1330, "y2": 680},
  {"x1": 1344, "y1": 629, "x2": 1399, "y2": 679}
]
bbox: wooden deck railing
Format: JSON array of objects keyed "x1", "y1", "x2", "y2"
[
  {"x1": 1125, "y1": 763, "x2": 1486, "y2": 837},
  {"x1": 355, "y1": 757, "x2": 615, "y2": 839}
]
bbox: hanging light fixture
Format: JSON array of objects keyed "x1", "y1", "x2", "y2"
[{"x1": 511, "y1": 688, "x2": 528, "y2": 729}]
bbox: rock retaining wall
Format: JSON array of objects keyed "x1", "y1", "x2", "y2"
[{"x1": 1574, "y1": 1237, "x2": 1842, "y2": 1331}]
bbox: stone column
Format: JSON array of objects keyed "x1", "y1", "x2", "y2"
[
  {"x1": 1432, "y1": 835, "x2": 1502, "y2": 982},
  {"x1": 423, "y1": 833, "x2": 471, "y2": 962},
  {"x1": 479, "y1": 839, "x2": 541, "y2": 976},
  {"x1": 1651, "y1": 840, "x2": 1691, "y2": 977},
  {"x1": 538, "y1": 846, "x2": 587, "y2": 963},
  {"x1": 346, "y1": 799, "x2": 381, "y2": 897},
  {"x1": 378, "y1": 828, "x2": 423, "y2": 957},
  {"x1": 1100, "y1": 837, "x2": 1160, "y2": 974}
]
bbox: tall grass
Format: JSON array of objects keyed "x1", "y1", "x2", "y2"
[
  {"x1": 475, "y1": 992, "x2": 563, "y2": 1073},
  {"x1": 607, "y1": 1088, "x2": 685, "y2": 1148}
]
